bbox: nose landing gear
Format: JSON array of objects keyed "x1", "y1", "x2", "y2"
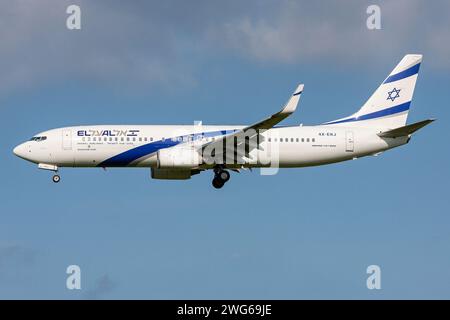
[
  {"x1": 212, "y1": 167, "x2": 230, "y2": 189},
  {"x1": 37, "y1": 163, "x2": 60, "y2": 183}
]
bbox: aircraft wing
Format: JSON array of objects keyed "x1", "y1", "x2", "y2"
[{"x1": 199, "y1": 84, "x2": 304, "y2": 164}]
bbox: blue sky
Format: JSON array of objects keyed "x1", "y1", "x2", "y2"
[{"x1": 0, "y1": 0, "x2": 449, "y2": 299}]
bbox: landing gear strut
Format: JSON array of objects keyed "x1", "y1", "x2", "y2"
[
  {"x1": 37, "y1": 164, "x2": 60, "y2": 183},
  {"x1": 212, "y1": 167, "x2": 230, "y2": 189}
]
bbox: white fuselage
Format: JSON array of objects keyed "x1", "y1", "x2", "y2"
[{"x1": 13, "y1": 124, "x2": 408, "y2": 169}]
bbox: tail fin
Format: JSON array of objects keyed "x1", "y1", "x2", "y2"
[{"x1": 325, "y1": 54, "x2": 422, "y2": 129}]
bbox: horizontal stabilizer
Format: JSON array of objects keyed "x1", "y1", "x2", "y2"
[{"x1": 378, "y1": 119, "x2": 435, "y2": 138}]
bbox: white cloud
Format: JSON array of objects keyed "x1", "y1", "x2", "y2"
[
  {"x1": 210, "y1": 0, "x2": 450, "y2": 68},
  {"x1": 0, "y1": 0, "x2": 449, "y2": 95}
]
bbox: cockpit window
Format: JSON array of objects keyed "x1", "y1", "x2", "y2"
[{"x1": 29, "y1": 136, "x2": 47, "y2": 142}]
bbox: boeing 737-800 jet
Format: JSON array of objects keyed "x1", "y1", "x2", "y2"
[{"x1": 13, "y1": 54, "x2": 433, "y2": 188}]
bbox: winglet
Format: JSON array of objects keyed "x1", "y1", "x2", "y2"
[
  {"x1": 293, "y1": 84, "x2": 304, "y2": 95},
  {"x1": 280, "y1": 84, "x2": 304, "y2": 114}
]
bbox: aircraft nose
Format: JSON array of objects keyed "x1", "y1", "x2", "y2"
[
  {"x1": 13, "y1": 145, "x2": 20, "y2": 156},
  {"x1": 13, "y1": 143, "x2": 26, "y2": 158}
]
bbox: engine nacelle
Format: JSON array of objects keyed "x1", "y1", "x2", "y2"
[
  {"x1": 151, "y1": 168, "x2": 192, "y2": 180},
  {"x1": 157, "y1": 147, "x2": 202, "y2": 169}
]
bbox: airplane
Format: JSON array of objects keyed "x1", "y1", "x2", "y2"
[{"x1": 13, "y1": 54, "x2": 434, "y2": 189}]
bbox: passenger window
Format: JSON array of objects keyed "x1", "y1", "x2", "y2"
[
  {"x1": 301, "y1": 138, "x2": 304, "y2": 142},
  {"x1": 268, "y1": 138, "x2": 271, "y2": 142},
  {"x1": 312, "y1": 138, "x2": 315, "y2": 142},
  {"x1": 307, "y1": 138, "x2": 310, "y2": 142},
  {"x1": 93, "y1": 137, "x2": 96, "y2": 141},
  {"x1": 296, "y1": 138, "x2": 299, "y2": 142},
  {"x1": 291, "y1": 138, "x2": 294, "y2": 142},
  {"x1": 150, "y1": 137, "x2": 153, "y2": 141}
]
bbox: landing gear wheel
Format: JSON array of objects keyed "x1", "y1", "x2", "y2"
[
  {"x1": 218, "y1": 170, "x2": 230, "y2": 182},
  {"x1": 212, "y1": 168, "x2": 230, "y2": 189},
  {"x1": 52, "y1": 174, "x2": 60, "y2": 183},
  {"x1": 212, "y1": 177, "x2": 224, "y2": 189}
]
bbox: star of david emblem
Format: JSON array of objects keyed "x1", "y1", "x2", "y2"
[{"x1": 387, "y1": 88, "x2": 401, "y2": 102}]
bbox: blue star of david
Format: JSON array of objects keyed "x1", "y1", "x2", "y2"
[{"x1": 387, "y1": 88, "x2": 401, "y2": 102}]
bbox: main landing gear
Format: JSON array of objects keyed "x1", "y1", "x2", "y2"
[{"x1": 212, "y1": 167, "x2": 230, "y2": 189}]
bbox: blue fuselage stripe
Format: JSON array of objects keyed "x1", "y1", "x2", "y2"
[
  {"x1": 98, "y1": 129, "x2": 236, "y2": 167},
  {"x1": 383, "y1": 63, "x2": 420, "y2": 84}
]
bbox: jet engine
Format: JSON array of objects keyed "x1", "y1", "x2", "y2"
[{"x1": 157, "y1": 147, "x2": 202, "y2": 169}]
